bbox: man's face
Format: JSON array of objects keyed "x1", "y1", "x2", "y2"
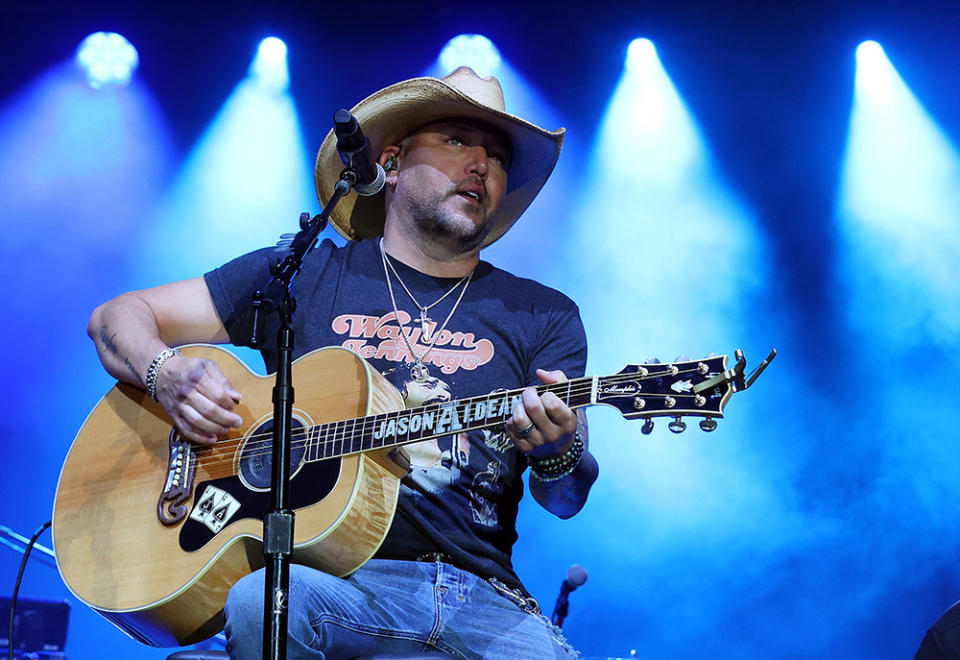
[
  {"x1": 402, "y1": 375, "x2": 452, "y2": 408},
  {"x1": 388, "y1": 121, "x2": 510, "y2": 251}
]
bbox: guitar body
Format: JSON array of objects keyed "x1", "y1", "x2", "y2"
[{"x1": 53, "y1": 345, "x2": 407, "y2": 647}]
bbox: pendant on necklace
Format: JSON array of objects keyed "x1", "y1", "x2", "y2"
[
  {"x1": 419, "y1": 309, "x2": 432, "y2": 343},
  {"x1": 411, "y1": 361, "x2": 430, "y2": 382}
]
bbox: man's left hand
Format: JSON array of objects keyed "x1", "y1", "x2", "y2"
[{"x1": 506, "y1": 369, "x2": 578, "y2": 457}]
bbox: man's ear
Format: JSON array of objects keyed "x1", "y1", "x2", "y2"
[{"x1": 380, "y1": 146, "x2": 401, "y2": 186}]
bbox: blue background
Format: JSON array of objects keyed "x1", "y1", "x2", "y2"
[{"x1": 1, "y1": 2, "x2": 959, "y2": 658}]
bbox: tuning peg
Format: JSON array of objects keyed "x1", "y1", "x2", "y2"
[
  {"x1": 704, "y1": 352, "x2": 719, "y2": 358},
  {"x1": 668, "y1": 417, "x2": 686, "y2": 433},
  {"x1": 641, "y1": 419, "x2": 654, "y2": 435},
  {"x1": 674, "y1": 355, "x2": 689, "y2": 362},
  {"x1": 699, "y1": 418, "x2": 717, "y2": 432},
  {"x1": 646, "y1": 357, "x2": 661, "y2": 364}
]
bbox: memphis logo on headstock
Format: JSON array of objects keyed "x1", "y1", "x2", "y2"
[{"x1": 595, "y1": 356, "x2": 730, "y2": 421}]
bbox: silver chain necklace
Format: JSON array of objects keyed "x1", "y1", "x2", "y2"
[{"x1": 379, "y1": 238, "x2": 474, "y2": 380}]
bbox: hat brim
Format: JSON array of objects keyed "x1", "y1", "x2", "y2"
[{"x1": 315, "y1": 75, "x2": 564, "y2": 247}]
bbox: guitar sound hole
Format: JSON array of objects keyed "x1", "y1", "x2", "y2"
[{"x1": 239, "y1": 418, "x2": 307, "y2": 490}]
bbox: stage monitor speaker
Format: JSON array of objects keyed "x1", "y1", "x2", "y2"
[{"x1": 0, "y1": 596, "x2": 70, "y2": 659}]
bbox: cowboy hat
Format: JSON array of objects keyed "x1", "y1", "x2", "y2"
[{"x1": 314, "y1": 66, "x2": 565, "y2": 247}]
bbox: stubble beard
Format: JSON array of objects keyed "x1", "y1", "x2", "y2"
[{"x1": 405, "y1": 188, "x2": 494, "y2": 254}]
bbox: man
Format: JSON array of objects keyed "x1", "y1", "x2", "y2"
[
  {"x1": 916, "y1": 601, "x2": 960, "y2": 659},
  {"x1": 88, "y1": 67, "x2": 598, "y2": 658}
]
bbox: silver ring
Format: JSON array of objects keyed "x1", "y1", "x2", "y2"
[{"x1": 516, "y1": 422, "x2": 536, "y2": 438}]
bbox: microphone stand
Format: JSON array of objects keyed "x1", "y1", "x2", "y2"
[
  {"x1": 551, "y1": 588, "x2": 571, "y2": 628},
  {"x1": 248, "y1": 169, "x2": 357, "y2": 660}
]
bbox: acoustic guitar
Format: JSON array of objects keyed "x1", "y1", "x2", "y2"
[{"x1": 52, "y1": 344, "x2": 773, "y2": 647}]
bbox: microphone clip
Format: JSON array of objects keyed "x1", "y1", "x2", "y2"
[
  {"x1": 333, "y1": 109, "x2": 385, "y2": 196},
  {"x1": 338, "y1": 144, "x2": 384, "y2": 194}
]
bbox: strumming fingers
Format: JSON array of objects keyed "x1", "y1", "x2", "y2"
[
  {"x1": 186, "y1": 388, "x2": 243, "y2": 429},
  {"x1": 174, "y1": 360, "x2": 243, "y2": 427},
  {"x1": 171, "y1": 413, "x2": 217, "y2": 445},
  {"x1": 175, "y1": 405, "x2": 230, "y2": 444},
  {"x1": 202, "y1": 359, "x2": 242, "y2": 405}
]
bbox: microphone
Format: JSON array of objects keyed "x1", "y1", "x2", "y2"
[
  {"x1": 333, "y1": 109, "x2": 385, "y2": 196},
  {"x1": 551, "y1": 564, "x2": 588, "y2": 628}
]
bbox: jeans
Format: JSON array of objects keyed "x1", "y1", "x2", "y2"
[{"x1": 224, "y1": 559, "x2": 579, "y2": 659}]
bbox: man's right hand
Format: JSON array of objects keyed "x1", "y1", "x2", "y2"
[
  {"x1": 88, "y1": 276, "x2": 240, "y2": 445},
  {"x1": 155, "y1": 354, "x2": 244, "y2": 445}
]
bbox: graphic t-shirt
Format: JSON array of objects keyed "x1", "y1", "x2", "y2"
[{"x1": 204, "y1": 238, "x2": 586, "y2": 588}]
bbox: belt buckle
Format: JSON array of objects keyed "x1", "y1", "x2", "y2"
[{"x1": 416, "y1": 551, "x2": 447, "y2": 563}]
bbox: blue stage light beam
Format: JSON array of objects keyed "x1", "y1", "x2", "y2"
[
  {"x1": 572, "y1": 37, "x2": 765, "y2": 357},
  {"x1": 138, "y1": 37, "x2": 319, "y2": 350},
  {"x1": 516, "y1": 37, "x2": 791, "y2": 655},
  {"x1": 0, "y1": 58, "x2": 175, "y2": 660},
  {"x1": 75, "y1": 31, "x2": 139, "y2": 89},
  {"x1": 438, "y1": 34, "x2": 502, "y2": 78},
  {"x1": 0, "y1": 57, "x2": 175, "y2": 436},
  {"x1": 839, "y1": 41, "x2": 960, "y2": 348},
  {"x1": 250, "y1": 36, "x2": 290, "y2": 92},
  {"x1": 834, "y1": 41, "x2": 960, "y2": 655}
]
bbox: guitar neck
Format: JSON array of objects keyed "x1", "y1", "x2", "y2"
[
  {"x1": 294, "y1": 351, "x2": 753, "y2": 462},
  {"x1": 302, "y1": 377, "x2": 596, "y2": 463}
]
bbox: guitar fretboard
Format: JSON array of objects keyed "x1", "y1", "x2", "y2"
[{"x1": 301, "y1": 376, "x2": 596, "y2": 462}]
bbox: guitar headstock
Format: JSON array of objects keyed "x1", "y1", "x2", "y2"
[{"x1": 594, "y1": 349, "x2": 776, "y2": 433}]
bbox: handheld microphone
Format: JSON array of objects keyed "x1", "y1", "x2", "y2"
[
  {"x1": 333, "y1": 109, "x2": 385, "y2": 196},
  {"x1": 551, "y1": 564, "x2": 588, "y2": 627}
]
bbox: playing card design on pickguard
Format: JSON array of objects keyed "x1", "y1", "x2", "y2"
[{"x1": 189, "y1": 485, "x2": 241, "y2": 533}]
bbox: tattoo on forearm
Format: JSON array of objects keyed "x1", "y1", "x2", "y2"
[
  {"x1": 98, "y1": 324, "x2": 119, "y2": 355},
  {"x1": 99, "y1": 324, "x2": 140, "y2": 381}
]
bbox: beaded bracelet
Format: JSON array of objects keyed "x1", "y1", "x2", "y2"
[
  {"x1": 528, "y1": 432, "x2": 584, "y2": 482},
  {"x1": 145, "y1": 347, "x2": 182, "y2": 402}
]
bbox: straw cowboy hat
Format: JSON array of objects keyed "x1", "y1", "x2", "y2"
[{"x1": 314, "y1": 66, "x2": 565, "y2": 247}]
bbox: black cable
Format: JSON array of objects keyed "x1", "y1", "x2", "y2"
[{"x1": 8, "y1": 521, "x2": 51, "y2": 660}]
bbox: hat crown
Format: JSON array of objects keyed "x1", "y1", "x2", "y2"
[{"x1": 442, "y1": 67, "x2": 506, "y2": 113}]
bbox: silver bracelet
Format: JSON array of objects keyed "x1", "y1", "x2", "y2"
[{"x1": 145, "y1": 347, "x2": 182, "y2": 402}]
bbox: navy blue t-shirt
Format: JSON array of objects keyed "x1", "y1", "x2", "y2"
[{"x1": 204, "y1": 238, "x2": 586, "y2": 588}]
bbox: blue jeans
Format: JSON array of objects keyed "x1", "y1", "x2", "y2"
[{"x1": 224, "y1": 559, "x2": 579, "y2": 659}]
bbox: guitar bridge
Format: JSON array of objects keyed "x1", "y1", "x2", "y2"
[{"x1": 157, "y1": 430, "x2": 198, "y2": 526}]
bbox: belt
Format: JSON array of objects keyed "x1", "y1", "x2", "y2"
[{"x1": 414, "y1": 551, "x2": 456, "y2": 564}]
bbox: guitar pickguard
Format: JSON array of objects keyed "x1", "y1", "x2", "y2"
[{"x1": 178, "y1": 418, "x2": 344, "y2": 552}]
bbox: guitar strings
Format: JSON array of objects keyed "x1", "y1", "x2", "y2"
[
  {"x1": 180, "y1": 366, "x2": 723, "y2": 472},
  {"x1": 181, "y1": 367, "x2": 721, "y2": 473},
  {"x1": 187, "y1": 390, "x2": 713, "y2": 474},
  {"x1": 199, "y1": 367, "x2": 701, "y2": 456}
]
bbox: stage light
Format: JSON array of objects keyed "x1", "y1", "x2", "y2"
[
  {"x1": 250, "y1": 36, "x2": 289, "y2": 91},
  {"x1": 626, "y1": 37, "x2": 657, "y2": 73},
  {"x1": 854, "y1": 40, "x2": 894, "y2": 101},
  {"x1": 439, "y1": 34, "x2": 502, "y2": 77},
  {"x1": 75, "y1": 32, "x2": 139, "y2": 89},
  {"x1": 855, "y1": 39, "x2": 884, "y2": 62},
  {"x1": 258, "y1": 36, "x2": 287, "y2": 61}
]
